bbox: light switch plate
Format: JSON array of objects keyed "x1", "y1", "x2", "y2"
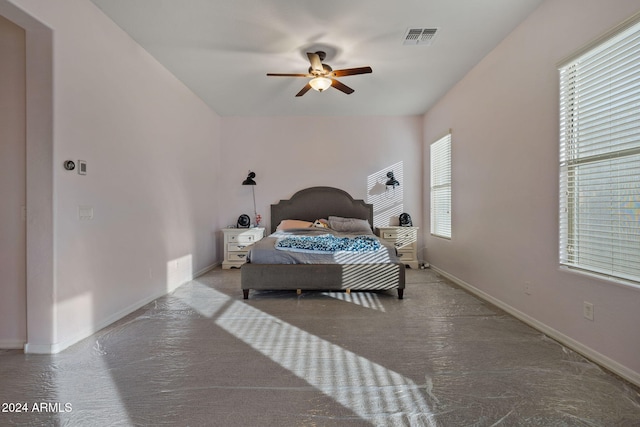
[{"x1": 78, "y1": 206, "x2": 93, "y2": 220}]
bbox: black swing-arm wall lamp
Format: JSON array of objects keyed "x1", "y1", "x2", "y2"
[{"x1": 242, "y1": 171, "x2": 258, "y2": 226}]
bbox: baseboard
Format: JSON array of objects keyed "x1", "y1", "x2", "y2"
[
  {"x1": 25, "y1": 262, "x2": 220, "y2": 355},
  {"x1": 0, "y1": 339, "x2": 26, "y2": 350},
  {"x1": 430, "y1": 265, "x2": 640, "y2": 388},
  {"x1": 193, "y1": 262, "x2": 218, "y2": 278},
  {"x1": 24, "y1": 342, "x2": 60, "y2": 354},
  {"x1": 25, "y1": 285, "x2": 173, "y2": 354}
]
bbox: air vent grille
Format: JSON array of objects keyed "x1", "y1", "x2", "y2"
[{"x1": 403, "y1": 28, "x2": 438, "y2": 46}]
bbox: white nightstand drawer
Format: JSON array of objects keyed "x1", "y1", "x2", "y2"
[
  {"x1": 397, "y1": 249, "x2": 416, "y2": 261},
  {"x1": 227, "y1": 252, "x2": 249, "y2": 262},
  {"x1": 228, "y1": 233, "x2": 258, "y2": 243},
  {"x1": 383, "y1": 229, "x2": 416, "y2": 239},
  {"x1": 382, "y1": 231, "x2": 397, "y2": 239},
  {"x1": 228, "y1": 242, "x2": 252, "y2": 251}
]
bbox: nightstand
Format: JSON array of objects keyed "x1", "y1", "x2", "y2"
[
  {"x1": 222, "y1": 227, "x2": 265, "y2": 269},
  {"x1": 377, "y1": 226, "x2": 419, "y2": 268}
]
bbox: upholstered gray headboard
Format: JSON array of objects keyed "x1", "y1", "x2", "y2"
[{"x1": 270, "y1": 187, "x2": 373, "y2": 234}]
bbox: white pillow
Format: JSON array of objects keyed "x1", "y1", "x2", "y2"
[{"x1": 328, "y1": 216, "x2": 372, "y2": 233}]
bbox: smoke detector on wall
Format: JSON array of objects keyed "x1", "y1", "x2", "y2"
[{"x1": 403, "y1": 28, "x2": 439, "y2": 45}]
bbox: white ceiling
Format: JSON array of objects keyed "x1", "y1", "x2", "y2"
[{"x1": 90, "y1": 0, "x2": 543, "y2": 117}]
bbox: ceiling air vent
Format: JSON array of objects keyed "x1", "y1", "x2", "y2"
[{"x1": 403, "y1": 28, "x2": 438, "y2": 46}]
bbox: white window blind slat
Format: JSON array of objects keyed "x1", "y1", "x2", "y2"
[
  {"x1": 431, "y1": 133, "x2": 452, "y2": 239},
  {"x1": 559, "y1": 18, "x2": 640, "y2": 285}
]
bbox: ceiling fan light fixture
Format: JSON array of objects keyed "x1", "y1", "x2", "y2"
[
  {"x1": 268, "y1": 51, "x2": 370, "y2": 96},
  {"x1": 309, "y1": 77, "x2": 332, "y2": 92}
]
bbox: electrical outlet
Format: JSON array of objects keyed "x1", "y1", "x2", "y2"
[
  {"x1": 523, "y1": 282, "x2": 532, "y2": 295},
  {"x1": 583, "y1": 302, "x2": 594, "y2": 321}
]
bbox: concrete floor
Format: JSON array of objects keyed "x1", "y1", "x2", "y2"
[{"x1": 1, "y1": 267, "x2": 639, "y2": 426}]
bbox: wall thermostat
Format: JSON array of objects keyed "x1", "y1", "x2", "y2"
[
  {"x1": 63, "y1": 160, "x2": 75, "y2": 171},
  {"x1": 78, "y1": 160, "x2": 87, "y2": 175}
]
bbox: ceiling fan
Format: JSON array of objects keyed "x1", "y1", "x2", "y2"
[{"x1": 267, "y1": 51, "x2": 372, "y2": 97}]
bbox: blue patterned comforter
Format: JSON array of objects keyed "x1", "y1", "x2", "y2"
[{"x1": 275, "y1": 234, "x2": 381, "y2": 254}]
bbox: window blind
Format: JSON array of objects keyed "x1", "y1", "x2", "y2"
[
  {"x1": 431, "y1": 133, "x2": 452, "y2": 239},
  {"x1": 559, "y1": 20, "x2": 640, "y2": 284}
]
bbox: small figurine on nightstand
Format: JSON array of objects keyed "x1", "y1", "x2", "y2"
[{"x1": 255, "y1": 214, "x2": 262, "y2": 227}]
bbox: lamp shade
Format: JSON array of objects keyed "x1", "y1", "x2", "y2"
[
  {"x1": 309, "y1": 77, "x2": 332, "y2": 92},
  {"x1": 242, "y1": 171, "x2": 256, "y2": 185}
]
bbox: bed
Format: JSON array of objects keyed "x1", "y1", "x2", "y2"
[{"x1": 241, "y1": 186, "x2": 406, "y2": 299}]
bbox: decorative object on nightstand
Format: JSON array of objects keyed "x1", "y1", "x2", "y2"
[
  {"x1": 222, "y1": 227, "x2": 265, "y2": 269},
  {"x1": 237, "y1": 214, "x2": 250, "y2": 228},
  {"x1": 399, "y1": 212, "x2": 412, "y2": 227},
  {"x1": 242, "y1": 171, "x2": 260, "y2": 226},
  {"x1": 377, "y1": 226, "x2": 419, "y2": 269}
]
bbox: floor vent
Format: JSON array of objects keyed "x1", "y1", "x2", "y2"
[{"x1": 403, "y1": 28, "x2": 438, "y2": 45}]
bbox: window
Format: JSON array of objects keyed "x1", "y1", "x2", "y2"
[
  {"x1": 559, "y1": 18, "x2": 640, "y2": 285},
  {"x1": 430, "y1": 133, "x2": 451, "y2": 239}
]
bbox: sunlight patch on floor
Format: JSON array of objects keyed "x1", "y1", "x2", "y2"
[
  {"x1": 215, "y1": 300, "x2": 436, "y2": 426},
  {"x1": 172, "y1": 281, "x2": 434, "y2": 424},
  {"x1": 173, "y1": 280, "x2": 230, "y2": 318},
  {"x1": 321, "y1": 291, "x2": 386, "y2": 312}
]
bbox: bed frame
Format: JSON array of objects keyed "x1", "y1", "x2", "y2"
[{"x1": 241, "y1": 186, "x2": 405, "y2": 299}]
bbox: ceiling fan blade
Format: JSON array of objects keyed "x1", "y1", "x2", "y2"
[
  {"x1": 295, "y1": 83, "x2": 312, "y2": 97},
  {"x1": 332, "y1": 66, "x2": 373, "y2": 77},
  {"x1": 331, "y1": 79, "x2": 355, "y2": 95},
  {"x1": 307, "y1": 52, "x2": 323, "y2": 73},
  {"x1": 267, "y1": 73, "x2": 312, "y2": 77}
]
